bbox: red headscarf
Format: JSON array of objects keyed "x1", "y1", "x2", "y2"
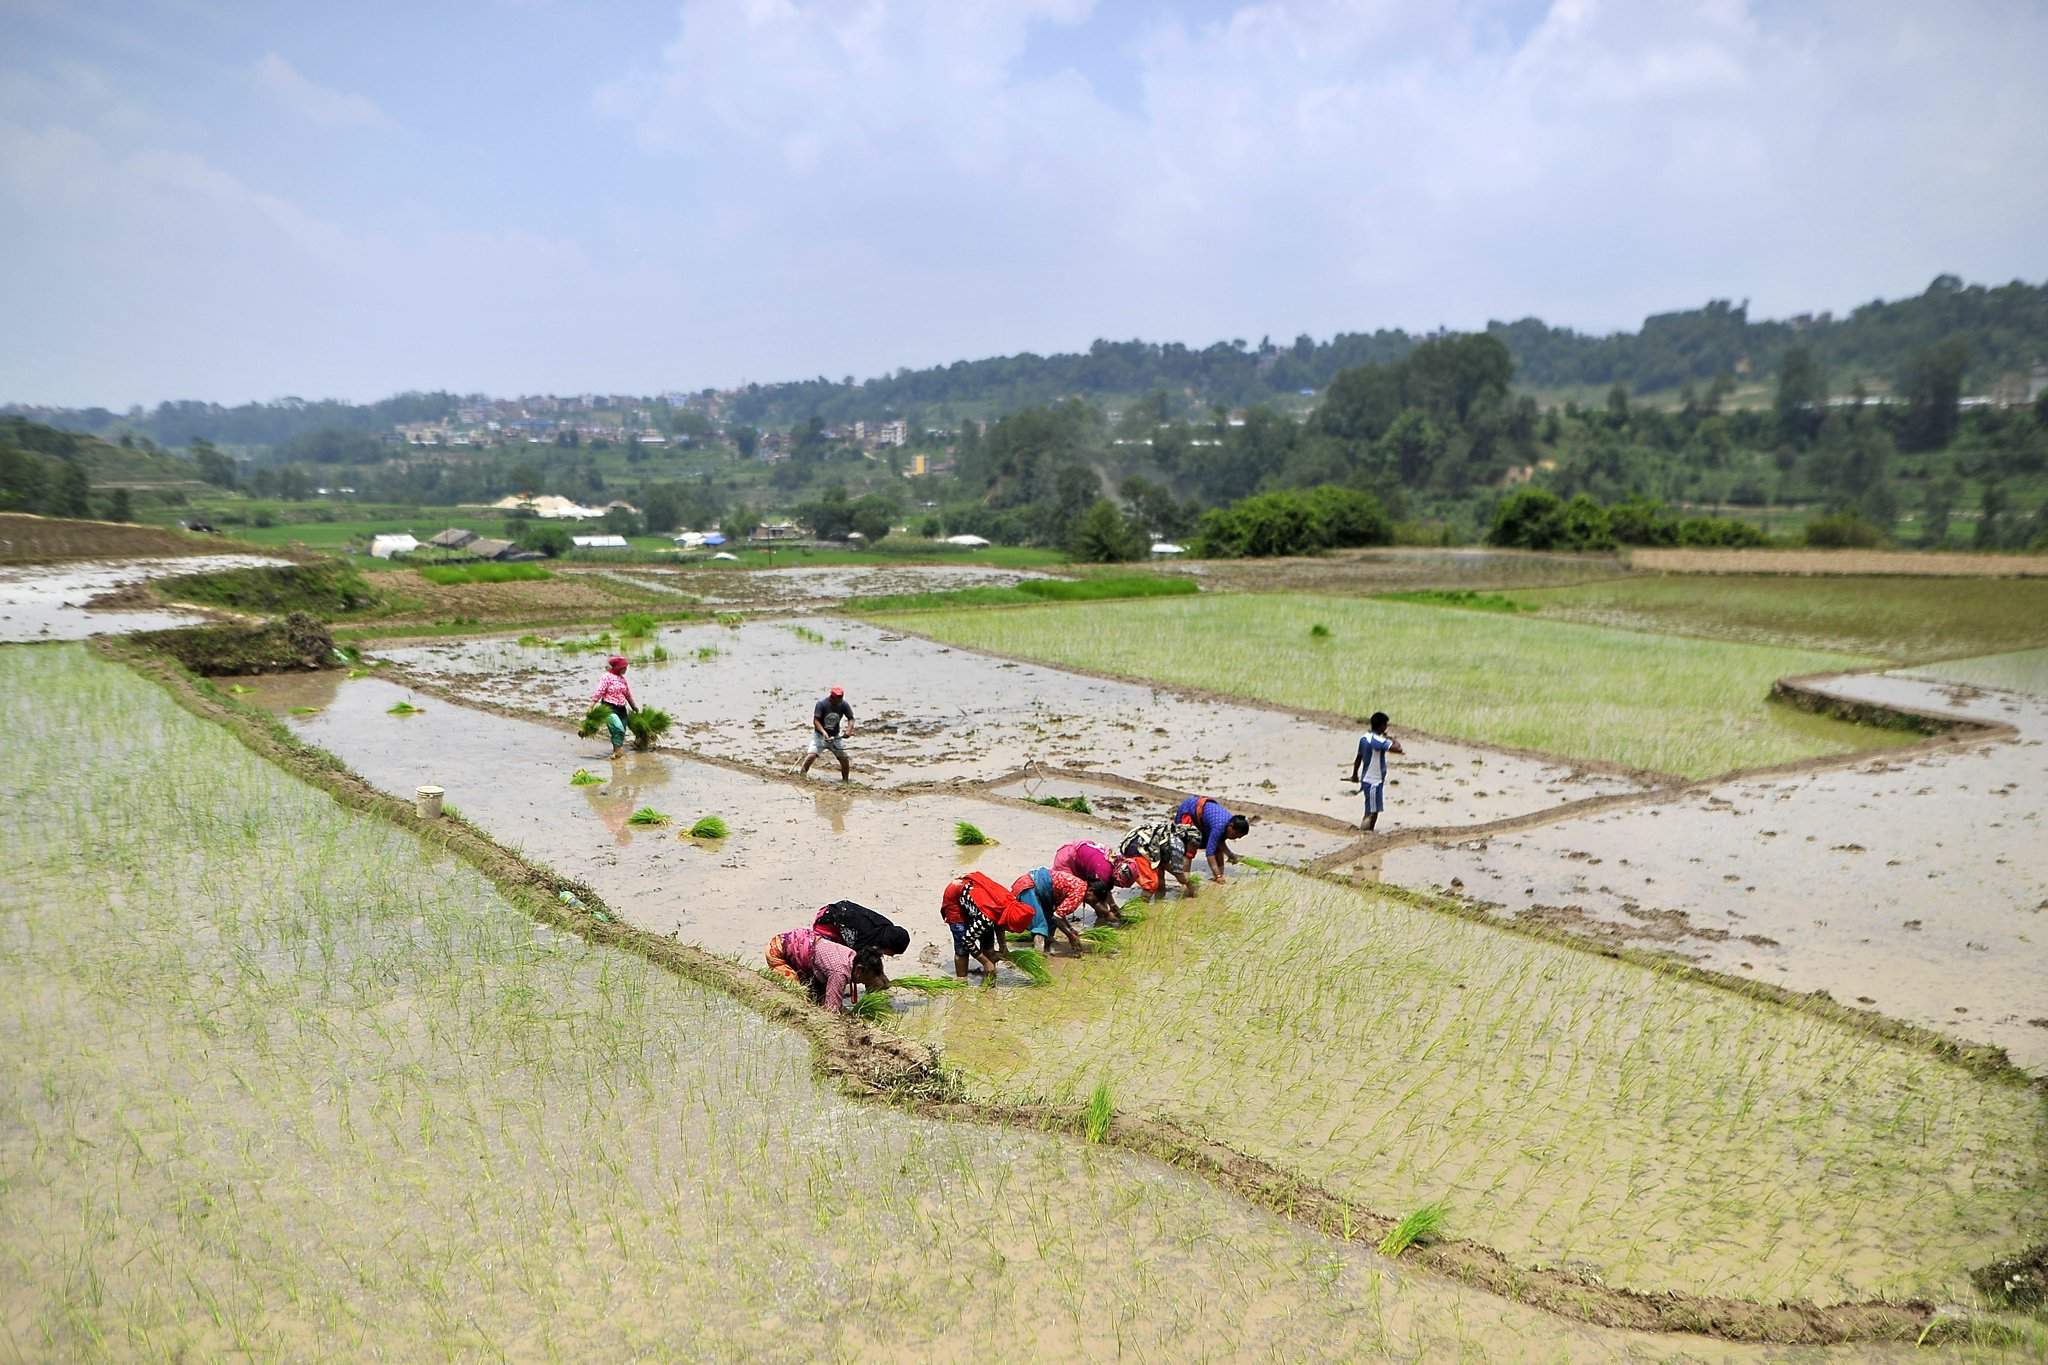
[{"x1": 607, "y1": 655, "x2": 628, "y2": 674}]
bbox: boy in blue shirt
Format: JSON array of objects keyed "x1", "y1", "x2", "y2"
[{"x1": 1349, "y1": 711, "x2": 1404, "y2": 832}]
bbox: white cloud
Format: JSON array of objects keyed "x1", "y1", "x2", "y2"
[{"x1": 252, "y1": 52, "x2": 395, "y2": 130}]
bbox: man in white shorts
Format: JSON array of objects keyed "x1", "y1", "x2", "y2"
[
  {"x1": 1349, "y1": 710, "x2": 1404, "y2": 832},
  {"x1": 801, "y1": 685, "x2": 855, "y2": 781}
]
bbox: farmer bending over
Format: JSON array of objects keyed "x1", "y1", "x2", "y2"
[
  {"x1": 1052, "y1": 840, "x2": 1135, "y2": 922},
  {"x1": 800, "y1": 685, "x2": 855, "y2": 782},
  {"x1": 765, "y1": 924, "x2": 887, "y2": 1012},
  {"x1": 591, "y1": 654, "x2": 637, "y2": 760},
  {"x1": 1175, "y1": 795, "x2": 1251, "y2": 886},
  {"x1": 1349, "y1": 710, "x2": 1405, "y2": 832},
  {"x1": 1119, "y1": 818, "x2": 1202, "y2": 900},
  {"x1": 812, "y1": 900, "x2": 912, "y2": 959},
  {"x1": 941, "y1": 872, "x2": 1029, "y2": 979},
  {"x1": 1011, "y1": 866, "x2": 1103, "y2": 954}
]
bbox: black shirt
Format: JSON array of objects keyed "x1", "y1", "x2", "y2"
[{"x1": 814, "y1": 695, "x2": 853, "y2": 734}]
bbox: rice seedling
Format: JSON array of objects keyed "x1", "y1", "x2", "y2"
[
  {"x1": 1084, "y1": 1080, "x2": 1114, "y2": 1143},
  {"x1": 346, "y1": 666, "x2": 374, "y2": 678},
  {"x1": 686, "y1": 815, "x2": 729, "y2": 839},
  {"x1": 387, "y1": 700, "x2": 422, "y2": 716},
  {"x1": 651, "y1": 644, "x2": 670, "y2": 662},
  {"x1": 1079, "y1": 926, "x2": 1122, "y2": 951},
  {"x1": 1378, "y1": 1200, "x2": 1449, "y2": 1258},
  {"x1": 1311, "y1": 623, "x2": 1332, "y2": 639},
  {"x1": 615, "y1": 613, "x2": 658, "y2": 639},
  {"x1": 1008, "y1": 947, "x2": 1052, "y2": 985},
  {"x1": 694, "y1": 646, "x2": 719, "y2": 662},
  {"x1": 788, "y1": 625, "x2": 826, "y2": 644},
  {"x1": 569, "y1": 769, "x2": 603, "y2": 786},
  {"x1": 417, "y1": 562, "x2": 552, "y2": 586},
  {"x1": 227, "y1": 683, "x2": 253, "y2": 694},
  {"x1": 577, "y1": 703, "x2": 673, "y2": 750},
  {"x1": 515, "y1": 634, "x2": 547, "y2": 647},
  {"x1": 890, "y1": 976, "x2": 967, "y2": 993},
  {"x1": 851, "y1": 992, "x2": 894, "y2": 1023},
  {"x1": 626, "y1": 806, "x2": 669, "y2": 826},
  {"x1": 714, "y1": 611, "x2": 744, "y2": 628},
  {"x1": 1031, "y1": 794, "x2": 1093, "y2": 814},
  {"x1": 289, "y1": 706, "x2": 320, "y2": 715},
  {"x1": 874, "y1": 595, "x2": 1899, "y2": 776},
  {"x1": 953, "y1": 820, "x2": 991, "y2": 846}
]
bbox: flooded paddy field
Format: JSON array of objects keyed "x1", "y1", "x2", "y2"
[
  {"x1": 7, "y1": 647, "x2": 1825, "y2": 1363},
  {"x1": 0, "y1": 553, "x2": 287, "y2": 641},
  {"x1": 1375, "y1": 672, "x2": 2048, "y2": 1072},
  {"x1": 376, "y1": 618, "x2": 1649, "y2": 832},
  {"x1": 239, "y1": 670, "x2": 1120, "y2": 969},
  {"x1": 582, "y1": 561, "x2": 1053, "y2": 609},
  {"x1": 869, "y1": 594, "x2": 1914, "y2": 778},
  {"x1": 901, "y1": 868, "x2": 2048, "y2": 1310},
  {"x1": 1905, "y1": 646, "x2": 2048, "y2": 696}
]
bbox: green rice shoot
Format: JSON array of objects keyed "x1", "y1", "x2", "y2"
[
  {"x1": 569, "y1": 769, "x2": 603, "y2": 786},
  {"x1": 626, "y1": 806, "x2": 669, "y2": 826},
  {"x1": 386, "y1": 700, "x2": 422, "y2": 716},
  {"x1": 615, "y1": 613, "x2": 658, "y2": 639},
  {"x1": 289, "y1": 706, "x2": 320, "y2": 715},
  {"x1": 953, "y1": 820, "x2": 991, "y2": 846},
  {"x1": 652, "y1": 644, "x2": 670, "y2": 662},
  {"x1": 1084, "y1": 1080, "x2": 1114, "y2": 1144},
  {"x1": 1311, "y1": 623, "x2": 1332, "y2": 639},
  {"x1": 1378, "y1": 1200, "x2": 1449, "y2": 1258},
  {"x1": 890, "y1": 976, "x2": 967, "y2": 994},
  {"x1": 1031, "y1": 794, "x2": 1093, "y2": 814},
  {"x1": 1008, "y1": 947, "x2": 1051, "y2": 985},
  {"x1": 686, "y1": 815, "x2": 729, "y2": 839},
  {"x1": 851, "y1": 991, "x2": 894, "y2": 1023}
]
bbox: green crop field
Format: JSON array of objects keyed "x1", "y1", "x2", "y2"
[
  {"x1": 903, "y1": 871, "x2": 2047, "y2": 1307},
  {"x1": 0, "y1": 647, "x2": 1662, "y2": 1361},
  {"x1": 872, "y1": 593, "x2": 1903, "y2": 777},
  {"x1": 1512, "y1": 576, "x2": 2048, "y2": 662}
]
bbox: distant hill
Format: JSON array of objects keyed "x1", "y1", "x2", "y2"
[{"x1": 7, "y1": 275, "x2": 2042, "y2": 442}]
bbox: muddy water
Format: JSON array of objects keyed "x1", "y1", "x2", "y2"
[
  {"x1": 602, "y1": 562, "x2": 1051, "y2": 608},
  {"x1": 982, "y1": 775, "x2": 1361, "y2": 864},
  {"x1": 379, "y1": 619, "x2": 1651, "y2": 832},
  {"x1": 1377, "y1": 672, "x2": 2048, "y2": 1073},
  {"x1": 242, "y1": 672, "x2": 1132, "y2": 970},
  {"x1": 0, "y1": 553, "x2": 286, "y2": 641}
]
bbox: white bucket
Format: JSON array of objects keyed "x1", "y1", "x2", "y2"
[{"x1": 414, "y1": 785, "x2": 445, "y2": 819}]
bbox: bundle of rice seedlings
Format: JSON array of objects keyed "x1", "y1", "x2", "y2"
[
  {"x1": 627, "y1": 707, "x2": 673, "y2": 750},
  {"x1": 695, "y1": 646, "x2": 719, "y2": 662},
  {"x1": 1083, "y1": 1080, "x2": 1114, "y2": 1143},
  {"x1": 289, "y1": 705, "x2": 320, "y2": 716},
  {"x1": 1005, "y1": 930, "x2": 1035, "y2": 944},
  {"x1": 615, "y1": 613, "x2": 658, "y2": 639},
  {"x1": 889, "y1": 976, "x2": 966, "y2": 993},
  {"x1": 1008, "y1": 947, "x2": 1051, "y2": 985},
  {"x1": 850, "y1": 992, "x2": 894, "y2": 1023},
  {"x1": 1311, "y1": 623, "x2": 1332, "y2": 639},
  {"x1": 387, "y1": 700, "x2": 422, "y2": 716},
  {"x1": 516, "y1": 634, "x2": 547, "y2": 647},
  {"x1": 651, "y1": 644, "x2": 670, "y2": 662},
  {"x1": 686, "y1": 815, "x2": 728, "y2": 839},
  {"x1": 1079, "y1": 925, "x2": 1122, "y2": 951},
  {"x1": 714, "y1": 612, "x2": 744, "y2": 629},
  {"x1": 345, "y1": 667, "x2": 373, "y2": 679},
  {"x1": 1377, "y1": 1199, "x2": 1448, "y2": 1258},
  {"x1": 625, "y1": 807, "x2": 669, "y2": 826},
  {"x1": 227, "y1": 684, "x2": 254, "y2": 695},
  {"x1": 1030, "y1": 794, "x2": 1093, "y2": 814},
  {"x1": 569, "y1": 769, "x2": 603, "y2": 786},
  {"x1": 577, "y1": 704, "x2": 612, "y2": 738},
  {"x1": 1114, "y1": 905, "x2": 1147, "y2": 926},
  {"x1": 953, "y1": 820, "x2": 991, "y2": 846}
]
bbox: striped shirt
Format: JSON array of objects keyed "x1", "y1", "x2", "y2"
[{"x1": 1357, "y1": 732, "x2": 1394, "y2": 785}]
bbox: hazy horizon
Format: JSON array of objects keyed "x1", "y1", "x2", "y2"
[{"x1": 5, "y1": 0, "x2": 2045, "y2": 410}]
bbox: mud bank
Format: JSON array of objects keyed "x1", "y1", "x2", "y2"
[
  {"x1": 0, "y1": 553, "x2": 287, "y2": 642},
  {"x1": 377, "y1": 618, "x2": 1651, "y2": 831},
  {"x1": 1376, "y1": 671, "x2": 2048, "y2": 1072},
  {"x1": 235, "y1": 670, "x2": 1123, "y2": 968}
]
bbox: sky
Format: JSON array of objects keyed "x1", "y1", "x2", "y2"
[{"x1": 1, "y1": 0, "x2": 2044, "y2": 409}]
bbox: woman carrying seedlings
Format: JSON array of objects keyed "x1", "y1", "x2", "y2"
[
  {"x1": 591, "y1": 655, "x2": 638, "y2": 760},
  {"x1": 941, "y1": 871, "x2": 1029, "y2": 979},
  {"x1": 1010, "y1": 866, "x2": 1103, "y2": 954},
  {"x1": 1175, "y1": 795, "x2": 1251, "y2": 886},
  {"x1": 1052, "y1": 840, "x2": 1135, "y2": 922},
  {"x1": 764, "y1": 924, "x2": 888, "y2": 1012},
  {"x1": 1119, "y1": 818, "x2": 1202, "y2": 900},
  {"x1": 812, "y1": 899, "x2": 912, "y2": 959}
]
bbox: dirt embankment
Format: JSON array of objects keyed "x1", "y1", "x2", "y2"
[
  {"x1": 1629, "y1": 547, "x2": 2048, "y2": 577},
  {"x1": 98, "y1": 637, "x2": 2029, "y2": 1349},
  {"x1": 0, "y1": 512, "x2": 295, "y2": 565},
  {"x1": 133, "y1": 613, "x2": 339, "y2": 675}
]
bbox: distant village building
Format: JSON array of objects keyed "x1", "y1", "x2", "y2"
[
  {"x1": 427, "y1": 528, "x2": 478, "y2": 550},
  {"x1": 369, "y1": 533, "x2": 419, "y2": 559},
  {"x1": 466, "y1": 537, "x2": 516, "y2": 561},
  {"x1": 571, "y1": 534, "x2": 630, "y2": 550},
  {"x1": 749, "y1": 521, "x2": 805, "y2": 542}
]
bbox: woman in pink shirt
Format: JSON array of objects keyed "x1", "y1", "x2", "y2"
[
  {"x1": 765, "y1": 925, "x2": 887, "y2": 1012},
  {"x1": 1052, "y1": 841, "x2": 1135, "y2": 922},
  {"x1": 591, "y1": 655, "x2": 637, "y2": 759}
]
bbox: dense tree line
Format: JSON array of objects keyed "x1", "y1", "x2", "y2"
[{"x1": 0, "y1": 418, "x2": 133, "y2": 522}]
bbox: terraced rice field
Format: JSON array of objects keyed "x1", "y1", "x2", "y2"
[
  {"x1": 871, "y1": 594, "x2": 1904, "y2": 777},
  {"x1": 901, "y1": 870, "x2": 2048, "y2": 1307}
]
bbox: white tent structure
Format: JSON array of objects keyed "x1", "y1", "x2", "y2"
[
  {"x1": 369, "y1": 533, "x2": 419, "y2": 559},
  {"x1": 710, "y1": 551, "x2": 739, "y2": 561},
  {"x1": 571, "y1": 534, "x2": 630, "y2": 550},
  {"x1": 944, "y1": 534, "x2": 991, "y2": 548},
  {"x1": 1149, "y1": 542, "x2": 1187, "y2": 556},
  {"x1": 671, "y1": 531, "x2": 706, "y2": 548}
]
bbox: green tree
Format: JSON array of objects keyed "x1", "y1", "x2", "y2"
[
  {"x1": 1918, "y1": 475, "x2": 1961, "y2": 548},
  {"x1": 1774, "y1": 346, "x2": 1825, "y2": 446},
  {"x1": 190, "y1": 438, "x2": 237, "y2": 488},
  {"x1": 1068, "y1": 497, "x2": 1147, "y2": 562},
  {"x1": 1898, "y1": 338, "x2": 1970, "y2": 451},
  {"x1": 849, "y1": 494, "x2": 897, "y2": 545},
  {"x1": 507, "y1": 462, "x2": 542, "y2": 495},
  {"x1": 723, "y1": 503, "x2": 758, "y2": 539},
  {"x1": 518, "y1": 522, "x2": 573, "y2": 558},
  {"x1": 54, "y1": 459, "x2": 91, "y2": 517},
  {"x1": 733, "y1": 425, "x2": 760, "y2": 458},
  {"x1": 102, "y1": 488, "x2": 134, "y2": 523}
]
